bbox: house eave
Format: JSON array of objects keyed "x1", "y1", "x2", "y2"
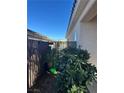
[{"x1": 66, "y1": 0, "x2": 97, "y2": 38}]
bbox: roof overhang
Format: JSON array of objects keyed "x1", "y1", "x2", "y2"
[
  {"x1": 81, "y1": 0, "x2": 97, "y2": 22},
  {"x1": 66, "y1": 0, "x2": 97, "y2": 38}
]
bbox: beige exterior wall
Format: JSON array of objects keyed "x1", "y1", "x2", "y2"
[
  {"x1": 67, "y1": 16, "x2": 97, "y2": 66},
  {"x1": 66, "y1": 0, "x2": 97, "y2": 66},
  {"x1": 79, "y1": 17, "x2": 97, "y2": 66},
  {"x1": 67, "y1": 32, "x2": 73, "y2": 41}
]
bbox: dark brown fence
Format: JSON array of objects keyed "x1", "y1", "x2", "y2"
[{"x1": 27, "y1": 39, "x2": 51, "y2": 89}]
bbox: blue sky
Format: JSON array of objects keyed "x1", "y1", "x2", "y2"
[{"x1": 28, "y1": 0, "x2": 74, "y2": 40}]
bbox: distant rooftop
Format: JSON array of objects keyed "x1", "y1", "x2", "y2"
[{"x1": 27, "y1": 29, "x2": 53, "y2": 42}]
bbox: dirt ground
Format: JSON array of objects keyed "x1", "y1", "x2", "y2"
[{"x1": 28, "y1": 74, "x2": 57, "y2": 93}]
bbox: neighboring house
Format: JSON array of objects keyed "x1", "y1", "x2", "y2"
[
  {"x1": 27, "y1": 29, "x2": 53, "y2": 42},
  {"x1": 66, "y1": 0, "x2": 97, "y2": 67}
]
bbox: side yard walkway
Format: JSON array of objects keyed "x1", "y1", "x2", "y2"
[{"x1": 28, "y1": 74, "x2": 57, "y2": 93}]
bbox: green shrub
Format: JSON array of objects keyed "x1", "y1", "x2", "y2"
[
  {"x1": 46, "y1": 47, "x2": 97, "y2": 93},
  {"x1": 55, "y1": 48, "x2": 97, "y2": 93},
  {"x1": 67, "y1": 84, "x2": 86, "y2": 93}
]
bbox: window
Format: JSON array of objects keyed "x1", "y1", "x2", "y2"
[{"x1": 73, "y1": 31, "x2": 77, "y2": 41}]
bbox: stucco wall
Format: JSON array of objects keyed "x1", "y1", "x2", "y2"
[
  {"x1": 67, "y1": 16, "x2": 97, "y2": 66},
  {"x1": 67, "y1": 32, "x2": 73, "y2": 41},
  {"x1": 79, "y1": 17, "x2": 97, "y2": 66}
]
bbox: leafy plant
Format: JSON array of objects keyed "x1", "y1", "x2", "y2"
[
  {"x1": 67, "y1": 84, "x2": 86, "y2": 93},
  {"x1": 54, "y1": 48, "x2": 97, "y2": 93}
]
